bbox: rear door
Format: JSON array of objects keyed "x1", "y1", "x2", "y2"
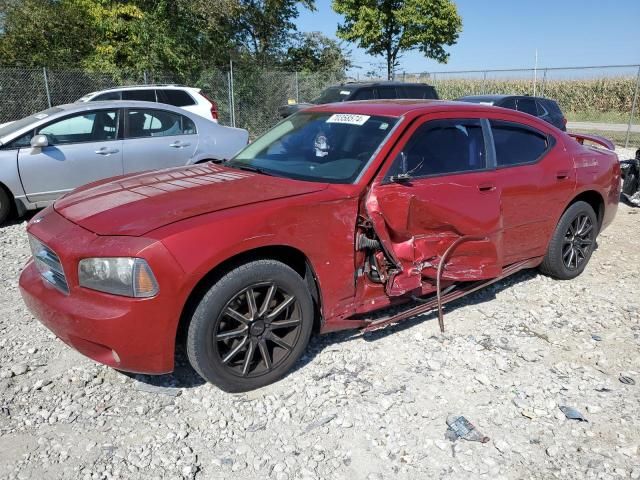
[
  {"x1": 121, "y1": 107, "x2": 198, "y2": 173},
  {"x1": 366, "y1": 115, "x2": 503, "y2": 297},
  {"x1": 18, "y1": 109, "x2": 123, "y2": 202},
  {"x1": 488, "y1": 118, "x2": 575, "y2": 262}
]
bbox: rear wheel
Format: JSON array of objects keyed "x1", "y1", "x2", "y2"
[
  {"x1": 0, "y1": 188, "x2": 11, "y2": 225},
  {"x1": 540, "y1": 201, "x2": 598, "y2": 279},
  {"x1": 186, "y1": 260, "x2": 314, "y2": 392}
]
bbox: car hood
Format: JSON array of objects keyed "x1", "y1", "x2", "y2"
[{"x1": 54, "y1": 164, "x2": 328, "y2": 236}]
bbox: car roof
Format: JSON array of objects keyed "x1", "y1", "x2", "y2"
[
  {"x1": 459, "y1": 94, "x2": 554, "y2": 103},
  {"x1": 305, "y1": 99, "x2": 504, "y2": 117},
  {"x1": 330, "y1": 81, "x2": 435, "y2": 89}
]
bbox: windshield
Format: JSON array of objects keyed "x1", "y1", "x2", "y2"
[
  {"x1": 229, "y1": 112, "x2": 398, "y2": 183},
  {"x1": 0, "y1": 107, "x2": 63, "y2": 139},
  {"x1": 312, "y1": 87, "x2": 354, "y2": 104}
]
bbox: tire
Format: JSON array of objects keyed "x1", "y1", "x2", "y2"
[
  {"x1": 539, "y1": 201, "x2": 598, "y2": 280},
  {"x1": 0, "y1": 188, "x2": 11, "y2": 225},
  {"x1": 186, "y1": 259, "x2": 314, "y2": 392}
]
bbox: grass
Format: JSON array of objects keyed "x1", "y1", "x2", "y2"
[
  {"x1": 570, "y1": 129, "x2": 640, "y2": 150},
  {"x1": 566, "y1": 111, "x2": 634, "y2": 123}
]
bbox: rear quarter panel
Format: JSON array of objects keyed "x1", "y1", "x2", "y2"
[{"x1": 193, "y1": 123, "x2": 249, "y2": 163}]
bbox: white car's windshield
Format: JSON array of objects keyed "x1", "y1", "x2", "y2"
[{"x1": 228, "y1": 112, "x2": 398, "y2": 183}]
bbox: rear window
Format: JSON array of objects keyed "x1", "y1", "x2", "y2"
[
  {"x1": 542, "y1": 99, "x2": 563, "y2": 114},
  {"x1": 122, "y1": 89, "x2": 156, "y2": 102},
  {"x1": 376, "y1": 86, "x2": 398, "y2": 99},
  {"x1": 157, "y1": 89, "x2": 196, "y2": 107},
  {"x1": 491, "y1": 120, "x2": 550, "y2": 167}
]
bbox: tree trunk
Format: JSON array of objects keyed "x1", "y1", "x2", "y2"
[{"x1": 386, "y1": 48, "x2": 393, "y2": 80}]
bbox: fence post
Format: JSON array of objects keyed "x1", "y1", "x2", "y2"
[
  {"x1": 295, "y1": 71, "x2": 299, "y2": 103},
  {"x1": 43, "y1": 67, "x2": 52, "y2": 108},
  {"x1": 625, "y1": 66, "x2": 640, "y2": 148},
  {"x1": 482, "y1": 71, "x2": 487, "y2": 94},
  {"x1": 229, "y1": 60, "x2": 236, "y2": 128},
  {"x1": 143, "y1": 70, "x2": 148, "y2": 85},
  {"x1": 541, "y1": 69, "x2": 548, "y2": 97}
]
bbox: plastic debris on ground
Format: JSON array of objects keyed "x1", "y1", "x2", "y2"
[
  {"x1": 445, "y1": 415, "x2": 490, "y2": 443},
  {"x1": 559, "y1": 405, "x2": 588, "y2": 422},
  {"x1": 619, "y1": 374, "x2": 636, "y2": 385}
]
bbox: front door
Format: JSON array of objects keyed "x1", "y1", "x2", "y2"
[
  {"x1": 18, "y1": 109, "x2": 123, "y2": 203},
  {"x1": 366, "y1": 116, "x2": 503, "y2": 297},
  {"x1": 122, "y1": 108, "x2": 198, "y2": 174}
]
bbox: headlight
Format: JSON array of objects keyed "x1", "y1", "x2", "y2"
[{"x1": 78, "y1": 258, "x2": 159, "y2": 298}]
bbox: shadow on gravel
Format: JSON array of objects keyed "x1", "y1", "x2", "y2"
[
  {"x1": 122, "y1": 347, "x2": 206, "y2": 390},
  {"x1": 287, "y1": 268, "x2": 541, "y2": 377}
]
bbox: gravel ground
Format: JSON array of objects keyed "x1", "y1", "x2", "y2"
[{"x1": 1, "y1": 202, "x2": 639, "y2": 480}]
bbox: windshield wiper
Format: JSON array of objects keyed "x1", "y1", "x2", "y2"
[{"x1": 226, "y1": 162, "x2": 274, "y2": 177}]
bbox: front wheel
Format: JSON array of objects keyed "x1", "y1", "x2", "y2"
[
  {"x1": 539, "y1": 201, "x2": 598, "y2": 280},
  {"x1": 186, "y1": 260, "x2": 314, "y2": 392}
]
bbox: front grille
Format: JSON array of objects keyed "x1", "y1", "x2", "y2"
[{"x1": 28, "y1": 235, "x2": 69, "y2": 294}]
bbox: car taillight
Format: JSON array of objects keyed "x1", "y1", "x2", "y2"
[{"x1": 201, "y1": 92, "x2": 218, "y2": 121}]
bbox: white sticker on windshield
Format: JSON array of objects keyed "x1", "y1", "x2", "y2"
[
  {"x1": 339, "y1": 90, "x2": 351, "y2": 95},
  {"x1": 326, "y1": 114, "x2": 370, "y2": 126},
  {"x1": 479, "y1": 101, "x2": 494, "y2": 106},
  {"x1": 34, "y1": 113, "x2": 49, "y2": 119}
]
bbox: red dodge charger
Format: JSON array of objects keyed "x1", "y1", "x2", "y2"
[{"x1": 20, "y1": 100, "x2": 621, "y2": 391}]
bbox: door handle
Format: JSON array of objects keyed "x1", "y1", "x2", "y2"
[
  {"x1": 95, "y1": 147, "x2": 119, "y2": 156},
  {"x1": 170, "y1": 141, "x2": 191, "y2": 148},
  {"x1": 556, "y1": 170, "x2": 569, "y2": 180},
  {"x1": 477, "y1": 183, "x2": 496, "y2": 192}
]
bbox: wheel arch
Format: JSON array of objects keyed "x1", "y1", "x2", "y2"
[
  {"x1": 0, "y1": 180, "x2": 18, "y2": 220},
  {"x1": 566, "y1": 189, "x2": 605, "y2": 230},
  {"x1": 175, "y1": 245, "x2": 322, "y2": 351}
]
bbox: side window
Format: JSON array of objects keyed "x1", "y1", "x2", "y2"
[
  {"x1": 499, "y1": 98, "x2": 517, "y2": 109},
  {"x1": 402, "y1": 86, "x2": 438, "y2": 99},
  {"x1": 93, "y1": 91, "x2": 122, "y2": 101},
  {"x1": 376, "y1": 86, "x2": 398, "y2": 99},
  {"x1": 38, "y1": 110, "x2": 119, "y2": 145},
  {"x1": 350, "y1": 88, "x2": 374, "y2": 100},
  {"x1": 157, "y1": 89, "x2": 196, "y2": 107},
  {"x1": 122, "y1": 89, "x2": 156, "y2": 102},
  {"x1": 387, "y1": 119, "x2": 486, "y2": 178},
  {"x1": 535, "y1": 100, "x2": 549, "y2": 116},
  {"x1": 491, "y1": 121, "x2": 549, "y2": 167},
  {"x1": 126, "y1": 109, "x2": 196, "y2": 138},
  {"x1": 516, "y1": 98, "x2": 538, "y2": 116}
]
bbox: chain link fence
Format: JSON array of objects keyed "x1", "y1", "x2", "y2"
[
  {"x1": 0, "y1": 66, "x2": 342, "y2": 138},
  {"x1": 1, "y1": 64, "x2": 639, "y2": 148},
  {"x1": 392, "y1": 64, "x2": 640, "y2": 149}
]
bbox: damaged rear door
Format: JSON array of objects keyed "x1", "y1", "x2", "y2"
[{"x1": 364, "y1": 115, "x2": 504, "y2": 297}]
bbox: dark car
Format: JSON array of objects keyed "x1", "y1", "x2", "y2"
[
  {"x1": 278, "y1": 81, "x2": 438, "y2": 118},
  {"x1": 457, "y1": 95, "x2": 567, "y2": 131}
]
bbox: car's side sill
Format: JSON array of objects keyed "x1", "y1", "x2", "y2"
[{"x1": 361, "y1": 256, "x2": 544, "y2": 333}]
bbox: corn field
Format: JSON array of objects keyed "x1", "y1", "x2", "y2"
[{"x1": 407, "y1": 75, "x2": 639, "y2": 114}]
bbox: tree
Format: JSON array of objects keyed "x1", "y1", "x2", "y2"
[
  {"x1": 285, "y1": 32, "x2": 351, "y2": 74},
  {"x1": 332, "y1": 0, "x2": 462, "y2": 80}
]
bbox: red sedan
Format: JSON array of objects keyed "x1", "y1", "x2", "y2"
[{"x1": 19, "y1": 101, "x2": 621, "y2": 392}]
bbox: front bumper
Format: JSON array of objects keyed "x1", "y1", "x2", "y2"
[{"x1": 19, "y1": 209, "x2": 186, "y2": 374}]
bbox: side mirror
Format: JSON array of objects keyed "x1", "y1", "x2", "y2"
[{"x1": 30, "y1": 134, "x2": 49, "y2": 149}]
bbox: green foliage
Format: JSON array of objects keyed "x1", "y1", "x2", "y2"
[
  {"x1": 0, "y1": 0, "x2": 345, "y2": 79},
  {"x1": 332, "y1": 0, "x2": 462, "y2": 79},
  {"x1": 285, "y1": 32, "x2": 351, "y2": 74}
]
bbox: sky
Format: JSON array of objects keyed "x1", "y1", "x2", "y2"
[{"x1": 296, "y1": 0, "x2": 640, "y2": 77}]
